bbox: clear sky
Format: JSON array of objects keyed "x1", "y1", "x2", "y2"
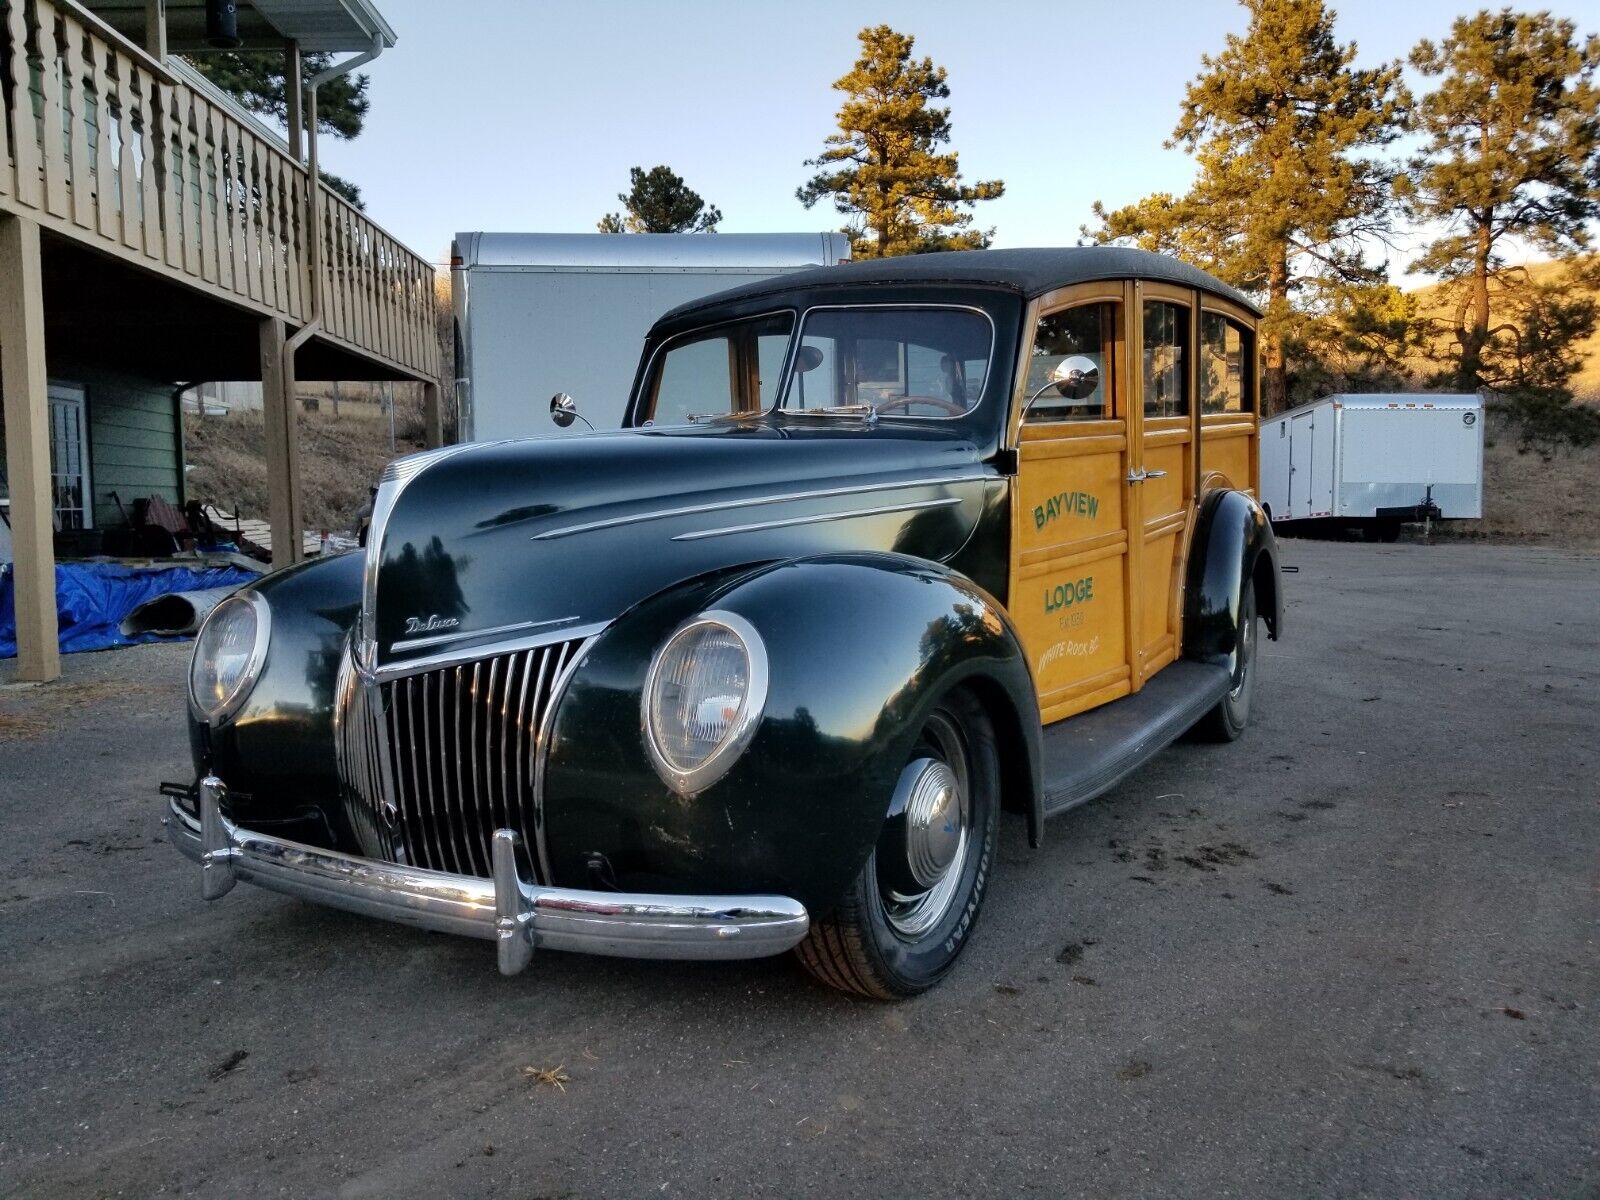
[{"x1": 315, "y1": 0, "x2": 1599, "y2": 280}]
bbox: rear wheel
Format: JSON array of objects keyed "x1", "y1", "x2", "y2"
[
  {"x1": 1194, "y1": 585, "x2": 1259, "y2": 743},
  {"x1": 795, "y1": 689, "x2": 1000, "y2": 999}
]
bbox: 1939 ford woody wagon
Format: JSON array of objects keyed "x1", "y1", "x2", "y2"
[{"x1": 166, "y1": 247, "x2": 1282, "y2": 998}]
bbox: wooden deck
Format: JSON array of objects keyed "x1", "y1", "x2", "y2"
[{"x1": 0, "y1": 0, "x2": 440, "y2": 383}]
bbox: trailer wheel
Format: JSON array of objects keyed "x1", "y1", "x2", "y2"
[{"x1": 1194, "y1": 587, "x2": 1258, "y2": 743}]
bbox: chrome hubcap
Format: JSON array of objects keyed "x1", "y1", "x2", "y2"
[
  {"x1": 878, "y1": 713, "x2": 971, "y2": 940},
  {"x1": 1230, "y1": 601, "x2": 1255, "y2": 700}
]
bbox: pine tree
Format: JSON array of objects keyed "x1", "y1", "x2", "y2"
[
  {"x1": 1086, "y1": 0, "x2": 1406, "y2": 415},
  {"x1": 1398, "y1": 10, "x2": 1600, "y2": 393},
  {"x1": 797, "y1": 25, "x2": 1003, "y2": 258},
  {"x1": 597, "y1": 165, "x2": 722, "y2": 233},
  {"x1": 184, "y1": 50, "x2": 370, "y2": 208}
]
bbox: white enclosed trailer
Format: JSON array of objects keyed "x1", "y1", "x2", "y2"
[
  {"x1": 1259, "y1": 393, "x2": 1484, "y2": 539},
  {"x1": 450, "y1": 232, "x2": 851, "y2": 441}
]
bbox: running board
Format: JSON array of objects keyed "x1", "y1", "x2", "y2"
[{"x1": 1040, "y1": 661, "x2": 1232, "y2": 816}]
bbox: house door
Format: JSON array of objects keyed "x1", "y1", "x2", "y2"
[
  {"x1": 1289, "y1": 411, "x2": 1315, "y2": 520},
  {"x1": 1009, "y1": 288, "x2": 1141, "y2": 725},
  {"x1": 48, "y1": 383, "x2": 91, "y2": 530}
]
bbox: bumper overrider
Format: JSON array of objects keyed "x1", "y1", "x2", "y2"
[{"x1": 165, "y1": 777, "x2": 810, "y2": 975}]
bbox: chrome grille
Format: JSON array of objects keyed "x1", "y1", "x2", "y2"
[{"x1": 335, "y1": 638, "x2": 584, "y2": 882}]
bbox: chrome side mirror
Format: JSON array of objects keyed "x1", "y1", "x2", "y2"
[
  {"x1": 1049, "y1": 355, "x2": 1100, "y2": 400},
  {"x1": 550, "y1": 392, "x2": 581, "y2": 429}
]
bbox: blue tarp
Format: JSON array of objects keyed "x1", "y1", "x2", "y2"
[{"x1": 0, "y1": 561, "x2": 260, "y2": 658}]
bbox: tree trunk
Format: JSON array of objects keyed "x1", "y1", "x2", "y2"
[
  {"x1": 1457, "y1": 212, "x2": 1493, "y2": 391},
  {"x1": 1263, "y1": 252, "x2": 1289, "y2": 417}
]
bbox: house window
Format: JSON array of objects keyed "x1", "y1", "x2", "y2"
[{"x1": 49, "y1": 383, "x2": 91, "y2": 530}]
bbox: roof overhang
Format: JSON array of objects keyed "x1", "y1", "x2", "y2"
[{"x1": 84, "y1": 0, "x2": 397, "y2": 53}]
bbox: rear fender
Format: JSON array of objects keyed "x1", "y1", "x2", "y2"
[{"x1": 1184, "y1": 489, "x2": 1282, "y2": 673}]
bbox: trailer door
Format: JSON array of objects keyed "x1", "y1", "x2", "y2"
[{"x1": 1289, "y1": 410, "x2": 1315, "y2": 519}]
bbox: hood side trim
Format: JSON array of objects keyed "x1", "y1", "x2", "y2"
[
  {"x1": 531, "y1": 472, "x2": 990, "y2": 541},
  {"x1": 671, "y1": 496, "x2": 963, "y2": 542}
]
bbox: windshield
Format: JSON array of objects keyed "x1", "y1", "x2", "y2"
[{"x1": 780, "y1": 307, "x2": 992, "y2": 419}]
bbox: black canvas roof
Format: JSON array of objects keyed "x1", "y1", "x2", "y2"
[{"x1": 660, "y1": 246, "x2": 1261, "y2": 322}]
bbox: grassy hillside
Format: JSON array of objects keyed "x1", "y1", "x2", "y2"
[
  {"x1": 1446, "y1": 410, "x2": 1600, "y2": 549},
  {"x1": 1406, "y1": 258, "x2": 1600, "y2": 402},
  {"x1": 185, "y1": 406, "x2": 423, "y2": 535}
]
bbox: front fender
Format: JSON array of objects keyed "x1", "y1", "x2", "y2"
[
  {"x1": 540, "y1": 553, "x2": 1040, "y2": 915},
  {"x1": 1183, "y1": 488, "x2": 1282, "y2": 672},
  {"x1": 189, "y1": 552, "x2": 362, "y2": 842}
]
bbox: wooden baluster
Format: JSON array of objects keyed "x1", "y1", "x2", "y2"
[
  {"x1": 279, "y1": 161, "x2": 295, "y2": 315},
  {"x1": 356, "y1": 219, "x2": 372, "y2": 351},
  {"x1": 380, "y1": 237, "x2": 396, "y2": 365},
  {"x1": 0, "y1": 2, "x2": 14, "y2": 200},
  {"x1": 60, "y1": 14, "x2": 90, "y2": 228},
  {"x1": 132, "y1": 64, "x2": 162, "y2": 261},
  {"x1": 87, "y1": 35, "x2": 116, "y2": 238},
  {"x1": 225, "y1": 119, "x2": 246, "y2": 293},
  {"x1": 269, "y1": 153, "x2": 288, "y2": 312},
  {"x1": 244, "y1": 135, "x2": 262, "y2": 302},
  {"x1": 193, "y1": 96, "x2": 215, "y2": 283},
  {"x1": 185, "y1": 92, "x2": 204, "y2": 275},
  {"x1": 111, "y1": 55, "x2": 138, "y2": 249},
  {"x1": 283, "y1": 164, "x2": 303, "y2": 319},
  {"x1": 159, "y1": 76, "x2": 182, "y2": 268},
  {"x1": 3, "y1": 0, "x2": 41, "y2": 207},
  {"x1": 34, "y1": 1, "x2": 68, "y2": 218},
  {"x1": 205, "y1": 100, "x2": 228, "y2": 291}
]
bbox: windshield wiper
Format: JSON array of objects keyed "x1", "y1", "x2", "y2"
[{"x1": 785, "y1": 404, "x2": 878, "y2": 422}]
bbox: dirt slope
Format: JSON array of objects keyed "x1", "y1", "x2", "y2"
[{"x1": 184, "y1": 407, "x2": 423, "y2": 535}]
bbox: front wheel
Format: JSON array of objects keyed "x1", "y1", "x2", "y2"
[
  {"x1": 795, "y1": 689, "x2": 1000, "y2": 999},
  {"x1": 1194, "y1": 585, "x2": 1259, "y2": 742}
]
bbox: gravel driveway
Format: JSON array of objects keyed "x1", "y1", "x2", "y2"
[{"x1": 1, "y1": 539, "x2": 1595, "y2": 1198}]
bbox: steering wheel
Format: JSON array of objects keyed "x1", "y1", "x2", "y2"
[{"x1": 871, "y1": 394, "x2": 969, "y2": 417}]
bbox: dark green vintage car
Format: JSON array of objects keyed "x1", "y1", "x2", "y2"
[{"x1": 168, "y1": 247, "x2": 1282, "y2": 998}]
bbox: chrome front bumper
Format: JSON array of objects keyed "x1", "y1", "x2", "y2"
[{"x1": 165, "y1": 777, "x2": 810, "y2": 975}]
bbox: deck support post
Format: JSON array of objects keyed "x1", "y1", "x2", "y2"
[
  {"x1": 422, "y1": 379, "x2": 443, "y2": 449},
  {"x1": 0, "y1": 213, "x2": 61, "y2": 682},
  {"x1": 259, "y1": 316, "x2": 304, "y2": 569},
  {"x1": 284, "y1": 40, "x2": 303, "y2": 162}
]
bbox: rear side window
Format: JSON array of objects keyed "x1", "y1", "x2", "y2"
[
  {"x1": 1200, "y1": 313, "x2": 1253, "y2": 414},
  {"x1": 1143, "y1": 301, "x2": 1189, "y2": 418}
]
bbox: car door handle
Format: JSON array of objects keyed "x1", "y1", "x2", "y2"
[{"x1": 1125, "y1": 469, "x2": 1169, "y2": 483}]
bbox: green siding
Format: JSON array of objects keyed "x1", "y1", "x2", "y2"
[
  {"x1": 81, "y1": 368, "x2": 183, "y2": 525},
  {"x1": 0, "y1": 362, "x2": 182, "y2": 527}
]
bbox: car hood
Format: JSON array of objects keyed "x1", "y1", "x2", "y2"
[{"x1": 363, "y1": 419, "x2": 992, "y2": 674}]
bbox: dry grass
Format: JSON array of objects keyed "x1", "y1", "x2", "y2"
[
  {"x1": 1407, "y1": 258, "x2": 1600, "y2": 403},
  {"x1": 1430, "y1": 409, "x2": 1600, "y2": 549},
  {"x1": 0, "y1": 679, "x2": 149, "y2": 741},
  {"x1": 522, "y1": 1065, "x2": 570, "y2": 1092},
  {"x1": 185, "y1": 406, "x2": 425, "y2": 535}
]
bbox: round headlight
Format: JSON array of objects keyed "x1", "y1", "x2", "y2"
[
  {"x1": 189, "y1": 592, "x2": 270, "y2": 723},
  {"x1": 642, "y1": 611, "x2": 768, "y2": 795}
]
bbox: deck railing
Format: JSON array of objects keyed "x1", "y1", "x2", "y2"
[{"x1": 0, "y1": 0, "x2": 440, "y2": 381}]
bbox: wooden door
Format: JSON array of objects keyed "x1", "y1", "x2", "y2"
[
  {"x1": 1009, "y1": 286, "x2": 1140, "y2": 725},
  {"x1": 1128, "y1": 284, "x2": 1197, "y2": 686}
]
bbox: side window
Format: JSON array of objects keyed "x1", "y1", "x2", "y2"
[
  {"x1": 651, "y1": 334, "x2": 735, "y2": 426},
  {"x1": 1142, "y1": 301, "x2": 1189, "y2": 418},
  {"x1": 1200, "y1": 313, "x2": 1253, "y2": 414},
  {"x1": 1025, "y1": 302, "x2": 1116, "y2": 422},
  {"x1": 642, "y1": 312, "x2": 795, "y2": 426}
]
